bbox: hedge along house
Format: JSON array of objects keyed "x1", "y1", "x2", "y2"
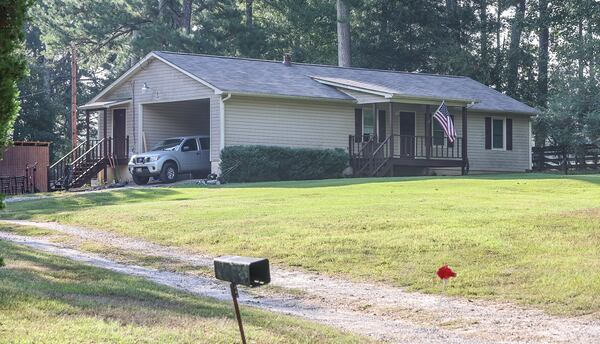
[{"x1": 64, "y1": 51, "x2": 536, "y2": 187}]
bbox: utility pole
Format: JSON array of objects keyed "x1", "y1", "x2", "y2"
[{"x1": 71, "y1": 42, "x2": 78, "y2": 148}]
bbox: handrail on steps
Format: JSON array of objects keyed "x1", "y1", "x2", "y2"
[
  {"x1": 49, "y1": 140, "x2": 87, "y2": 170},
  {"x1": 354, "y1": 134, "x2": 378, "y2": 157},
  {"x1": 71, "y1": 138, "x2": 106, "y2": 166},
  {"x1": 372, "y1": 135, "x2": 391, "y2": 157}
]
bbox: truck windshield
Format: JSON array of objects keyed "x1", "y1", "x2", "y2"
[{"x1": 151, "y1": 139, "x2": 182, "y2": 151}]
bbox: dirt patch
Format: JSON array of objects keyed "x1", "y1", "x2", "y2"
[
  {"x1": 564, "y1": 207, "x2": 600, "y2": 219},
  {"x1": 2, "y1": 220, "x2": 600, "y2": 344}
]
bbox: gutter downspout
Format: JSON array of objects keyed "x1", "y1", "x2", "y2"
[{"x1": 220, "y1": 93, "x2": 232, "y2": 152}]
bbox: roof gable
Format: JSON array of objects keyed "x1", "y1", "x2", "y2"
[{"x1": 86, "y1": 52, "x2": 221, "y2": 105}]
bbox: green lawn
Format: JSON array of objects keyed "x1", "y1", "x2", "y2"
[
  {"x1": 3, "y1": 174, "x2": 600, "y2": 316},
  {"x1": 0, "y1": 241, "x2": 365, "y2": 343}
]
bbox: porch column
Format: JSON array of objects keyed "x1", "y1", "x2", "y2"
[
  {"x1": 372, "y1": 103, "x2": 377, "y2": 140},
  {"x1": 425, "y1": 105, "x2": 431, "y2": 159},
  {"x1": 389, "y1": 102, "x2": 394, "y2": 157},
  {"x1": 103, "y1": 109, "x2": 108, "y2": 183},
  {"x1": 462, "y1": 106, "x2": 468, "y2": 174},
  {"x1": 85, "y1": 110, "x2": 90, "y2": 150}
]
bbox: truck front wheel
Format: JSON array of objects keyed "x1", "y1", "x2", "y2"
[{"x1": 161, "y1": 162, "x2": 178, "y2": 183}]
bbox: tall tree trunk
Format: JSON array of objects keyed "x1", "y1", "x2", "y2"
[
  {"x1": 493, "y1": 0, "x2": 503, "y2": 90},
  {"x1": 480, "y1": 0, "x2": 489, "y2": 84},
  {"x1": 507, "y1": 0, "x2": 526, "y2": 97},
  {"x1": 182, "y1": 0, "x2": 192, "y2": 34},
  {"x1": 578, "y1": 19, "x2": 584, "y2": 81},
  {"x1": 537, "y1": 0, "x2": 549, "y2": 106},
  {"x1": 588, "y1": 19, "x2": 595, "y2": 79},
  {"x1": 337, "y1": 0, "x2": 351, "y2": 67},
  {"x1": 245, "y1": 0, "x2": 253, "y2": 29}
]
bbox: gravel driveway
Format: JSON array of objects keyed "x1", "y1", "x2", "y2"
[{"x1": 1, "y1": 220, "x2": 599, "y2": 344}]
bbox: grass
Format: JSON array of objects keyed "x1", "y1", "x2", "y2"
[
  {"x1": 3, "y1": 173, "x2": 600, "y2": 316},
  {"x1": 0, "y1": 240, "x2": 366, "y2": 343}
]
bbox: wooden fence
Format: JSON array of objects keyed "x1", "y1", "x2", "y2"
[
  {"x1": 0, "y1": 141, "x2": 50, "y2": 194},
  {"x1": 532, "y1": 144, "x2": 600, "y2": 174}
]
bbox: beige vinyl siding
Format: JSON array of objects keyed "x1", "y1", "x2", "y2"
[
  {"x1": 142, "y1": 101, "x2": 210, "y2": 150},
  {"x1": 209, "y1": 96, "x2": 220, "y2": 162},
  {"x1": 467, "y1": 113, "x2": 530, "y2": 172},
  {"x1": 224, "y1": 96, "x2": 355, "y2": 150},
  {"x1": 96, "y1": 58, "x2": 219, "y2": 159}
]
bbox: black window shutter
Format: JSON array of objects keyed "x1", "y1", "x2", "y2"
[
  {"x1": 378, "y1": 110, "x2": 386, "y2": 142},
  {"x1": 485, "y1": 117, "x2": 492, "y2": 150},
  {"x1": 506, "y1": 118, "x2": 513, "y2": 150},
  {"x1": 354, "y1": 109, "x2": 363, "y2": 142}
]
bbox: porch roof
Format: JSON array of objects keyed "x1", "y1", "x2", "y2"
[{"x1": 79, "y1": 98, "x2": 131, "y2": 110}]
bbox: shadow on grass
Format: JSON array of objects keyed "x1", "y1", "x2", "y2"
[
  {"x1": 1, "y1": 188, "x2": 188, "y2": 220},
  {"x1": 180, "y1": 172, "x2": 600, "y2": 189},
  {"x1": 0, "y1": 241, "x2": 270, "y2": 329},
  {"x1": 3, "y1": 173, "x2": 599, "y2": 221}
]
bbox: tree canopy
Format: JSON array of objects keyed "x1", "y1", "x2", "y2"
[
  {"x1": 12, "y1": 0, "x2": 600, "y2": 155},
  {"x1": 0, "y1": 0, "x2": 32, "y2": 151}
]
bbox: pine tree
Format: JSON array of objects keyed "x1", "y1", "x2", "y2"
[{"x1": 0, "y1": 0, "x2": 33, "y2": 151}]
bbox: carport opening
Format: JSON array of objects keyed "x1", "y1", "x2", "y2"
[{"x1": 141, "y1": 99, "x2": 210, "y2": 152}]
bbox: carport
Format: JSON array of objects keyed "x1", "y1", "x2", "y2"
[{"x1": 139, "y1": 99, "x2": 210, "y2": 152}]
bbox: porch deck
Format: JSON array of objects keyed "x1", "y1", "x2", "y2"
[{"x1": 349, "y1": 134, "x2": 468, "y2": 177}]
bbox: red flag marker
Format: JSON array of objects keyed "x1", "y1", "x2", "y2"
[{"x1": 437, "y1": 264, "x2": 457, "y2": 280}]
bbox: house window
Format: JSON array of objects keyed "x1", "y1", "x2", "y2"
[
  {"x1": 432, "y1": 115, "x2": 454, "y2": 146},
  {"x1": 433, "y1": 120, "x2": 445, "y2": 146},
  {"x1": 492, "y1": 118, "x2": 504, "y2": 149},
  {"x1": 363, "y1": 107, "x2": 374, "y2": 140}
]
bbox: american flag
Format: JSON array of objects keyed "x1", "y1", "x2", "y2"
[{"x1": 433, "y1": 101, "x2": 457, "y2": 143}]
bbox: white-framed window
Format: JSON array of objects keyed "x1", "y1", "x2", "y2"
[
  {"x1": 492, "y1": 117, "x2": 505, "y2": 150},
  {"x1": 362, "y1": 107, "x2": 374, "y2": 140}
]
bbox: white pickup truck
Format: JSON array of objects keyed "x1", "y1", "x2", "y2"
[{"x1": 128, "y1": 135, "x2": 210, "y2": 185}]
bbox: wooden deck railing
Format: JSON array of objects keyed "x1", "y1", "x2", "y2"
[{"x1": 350, "y1": 135, "x2": 463, "y2": 160}]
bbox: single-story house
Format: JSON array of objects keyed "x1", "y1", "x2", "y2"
[{"x1": 67, "y1": 51, "x2": 536, "y2": 186}]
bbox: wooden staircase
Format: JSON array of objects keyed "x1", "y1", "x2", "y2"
[
  {"x1": 48, "y1": 138, "x2": 111, "y2": 191},
  {"x1": 349, "y1": 135, "x2": 393, "y2": 177}
]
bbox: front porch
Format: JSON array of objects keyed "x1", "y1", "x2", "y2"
[{"x1": 349, "y1": 102, "x2": 469, "y2": 177}]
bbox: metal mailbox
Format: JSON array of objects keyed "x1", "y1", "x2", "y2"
[
  {"x1": 214, "y1": 255, "x2": 270, "y2": 287},
  {"x1": 214, "y1": 255, "x2": 271, "y2": 344}
]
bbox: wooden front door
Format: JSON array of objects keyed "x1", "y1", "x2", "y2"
[
  {"x1": 399, "y1": 112, "x2": 415, "y2": 158},
  {"x1": 113, "y1": 109, "x2": 126, "y2": 159}
]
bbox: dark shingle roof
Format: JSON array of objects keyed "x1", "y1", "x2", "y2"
[{"x1": 154, "y1": 51, "x2": 537, "y2": 114}]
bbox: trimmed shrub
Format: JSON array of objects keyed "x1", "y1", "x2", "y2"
[{"x1": 220, "y1": 145, "x2": 348, "y2": 182}]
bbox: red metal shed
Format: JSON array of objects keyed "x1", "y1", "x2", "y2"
[{"x1": 0, "y1": 141, "x2": 50, "y2": 193}]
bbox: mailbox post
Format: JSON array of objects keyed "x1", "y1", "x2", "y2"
[{"x1": 214, "y1": 256, "x2": 270, "y2": 344}]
